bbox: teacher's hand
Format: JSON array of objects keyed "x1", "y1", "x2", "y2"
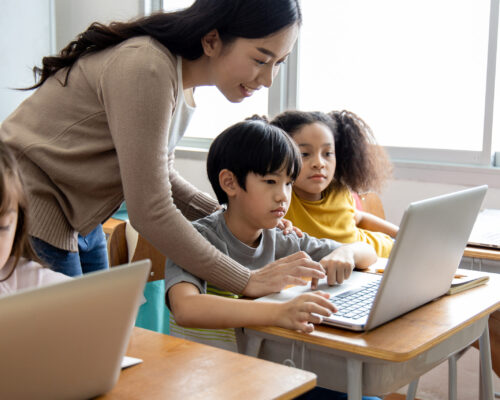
[
  {"x1": 241, "y1": 251, "x2": 326, "y2": 298},
  {"x1": 277, "y1": 218, "x2": 303, "y2": 237}
]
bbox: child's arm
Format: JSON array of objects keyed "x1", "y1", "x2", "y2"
[
  {"x1": 355, "y1": 210, "x2": 399, "y2": 238},
  {"x1": 320, "y1": 242, "x2": 377, "y2": 285},
  {"x1": 168, "y1": 282, "x2": 336, "y2": 333}
]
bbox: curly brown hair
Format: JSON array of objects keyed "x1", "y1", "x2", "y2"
[{"x1": 271, "y1": 110, "x2": 392, "y2": 194}]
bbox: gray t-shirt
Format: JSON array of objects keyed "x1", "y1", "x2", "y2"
[{"x1": 165, "y1": 210, "x2": 342, "y2": 309}]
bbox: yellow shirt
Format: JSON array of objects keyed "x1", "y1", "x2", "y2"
[{"x1": 285, "y1": 187, "x2": 393, "y2": 257}]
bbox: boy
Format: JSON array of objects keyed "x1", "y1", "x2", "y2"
[{"x1": 165, "y1": 117, "x2": 377, "y2": 351}]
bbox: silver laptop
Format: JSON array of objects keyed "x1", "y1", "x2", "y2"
[
  {"x1": 257, "y1": 185, "x2": 487, "y2": 331},
  {"x1": 0, "y1": 260, "x2": 151, "y2": 400}
]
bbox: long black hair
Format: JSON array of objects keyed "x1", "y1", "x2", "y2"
[
  {"x1": 28, "y1": 0, "x2": 302, "y2": 89},
  {"x1": 271, "y1": 110, "x2": 392, "y2": 193}
]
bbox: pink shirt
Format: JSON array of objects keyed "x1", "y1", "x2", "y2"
[{"x1": 0, "y1": 258, "x2": 70, "y2": 296}]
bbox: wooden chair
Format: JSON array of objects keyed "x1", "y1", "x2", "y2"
[
  {"x1": 104, "y1": 218, "x2": 170, "y2": 335},
  {"x1": 351, "y1": 191, "x2": 386, "y2": 220},
  {"x1": 104, "y1": 218, "x2": 166, "y2": 282},
  {"x1": 359, "y1": 192, "x2": 386, "y2": 219},
  {"x1": 104, "y1": 218, "x2": 128, "y2": 266}
]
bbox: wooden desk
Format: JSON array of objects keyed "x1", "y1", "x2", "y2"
[
  {"x1": 464, "y1": 245, "x2": 500, "y2": 262},
  {"x1": 98, "y1": 327, "x2": 316, "y2": 400},
  {"x1": 240, "y1": 272, "x2": 500, "y2": 400}
]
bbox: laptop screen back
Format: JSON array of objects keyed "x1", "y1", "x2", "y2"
[
  {"x1": 366, "y1": 185, "x2": 487, "y2": 330},
  {"x1": 0, "y1": 260, "x2": 150, "y2": 400}
]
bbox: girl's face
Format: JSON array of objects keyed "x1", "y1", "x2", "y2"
[
  {"x1": 0, "y1": 201, "x2": 18, "y2": 271},
  {"x1": 292, "y1": 122, "x2": 336, "y2": 201},
  {"x1": 207, "y1": 24, "x2": 299, "y2": 103}
]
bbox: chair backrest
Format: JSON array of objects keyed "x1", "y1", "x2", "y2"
[
  {"x1": 359, "y1": 192, "x2": 386, "y2": 220},
  {"x1": 106, "y1": 219, "x2": 128, "y2": 266},
  {"x1": 105, "y1": 218, "x2": 165, "y2": 282},
  {"x1": 130, "y1": 234, "x2": 166, "y2": 282}
]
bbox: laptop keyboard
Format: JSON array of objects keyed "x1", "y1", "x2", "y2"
[{"x1": 330, "y1": 280, "x2": 381, "y2": 320}]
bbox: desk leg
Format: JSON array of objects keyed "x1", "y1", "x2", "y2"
[
  {"x1": 406, "y1": 378, "x2": 419, "y2": 400},
  {"x1": 448, "y1": 354, "x2": 458, "y2": 400},
  {"x1": 346, "y1": 358, "x2": 363, "y2": 400},
  {"x1": 479, "y1": 321, "x2": 494, "y2": 400},
  {"x1": 245, "y1": 336, "x2": 263, "y2": 358}
]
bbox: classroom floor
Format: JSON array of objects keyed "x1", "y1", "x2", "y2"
[{"x1": 384, "y1": 347, "x2": 500, "y2": 399}]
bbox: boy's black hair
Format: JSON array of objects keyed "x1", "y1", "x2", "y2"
[{"x1": 207, "y1": 117, "x2": 301, "y2": 204}]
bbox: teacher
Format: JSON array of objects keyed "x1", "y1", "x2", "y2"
[{"x1": 0, "y1": 0, "x2": 325, "y2": 297}]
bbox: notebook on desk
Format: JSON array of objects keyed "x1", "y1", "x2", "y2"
[
  {"x1": 257, "y1": 185, "x2": 488, "y2": 331},
  {"x1": 0, "y1": 260, "x2": 150, "y2": 400},
  {"x1": 467, "y1": 208, "x2": 500, "y2": 249}
]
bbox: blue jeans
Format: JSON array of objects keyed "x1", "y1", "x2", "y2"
[{"x1": 31, "y1": 224, "x2": 109, "y2": 277}]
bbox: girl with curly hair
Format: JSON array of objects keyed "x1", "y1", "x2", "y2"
[{"x1": 271, "y1": 110, "x2": 398, "y2": 257}]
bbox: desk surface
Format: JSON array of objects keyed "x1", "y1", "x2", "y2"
[
  {"x1": 464, "y1": 245, "x2": 500, "y2": 261},
  {"x1": 98, "y1": 327, "x2": 316, "y2": 400},
  {"x1": 246, "y1": 271, "x2": 500, "y2": 363}
]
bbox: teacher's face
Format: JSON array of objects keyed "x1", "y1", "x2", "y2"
[{"x1": 205, "y1": 24, "x2": 299, "y2": 103}]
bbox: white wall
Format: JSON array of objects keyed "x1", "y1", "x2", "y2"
[
  {"x1": 0, "y1": 0, "x2": 143, "y2": 122},
  {"x1": 174, "y1": 155, "x2": 500, "y2": 225},
  {"x1": 54, "y1": 0, "x2": 143, "y2": 51},
  {"x1": 0, "y1": 0, "x2": 53, "y2": 121},
  {"x1": 381, "y1": 180, "x2": 500, "y2": 223}
]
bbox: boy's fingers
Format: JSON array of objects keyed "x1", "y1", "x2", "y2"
[
  {"x1": 307, "y1": 302, "x2": 335, "y2": 316},
  {"x1": 313, "y1": 290, "x2": 330, "y2": 298},
  {"x1": 308, "y1": 313, "x2": 324, "y2": 325},
  {"x1": 303, "y1": 295, "x2": 336, "y2": 314},
  {"x1": 300, "y1": 322, "x2": 314, "y2": 333}
]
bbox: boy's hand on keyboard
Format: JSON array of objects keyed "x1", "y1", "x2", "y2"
[
  {"x1": 276, "y1": 291, "x2": 336, "y2": 333},
  {"x1": 320, "y1": 247, "x2": 356, "y2": 285}
]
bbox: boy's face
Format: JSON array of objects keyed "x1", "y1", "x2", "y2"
[{"x1": 233, "y1": 169, "x2": 293, "y2": 230}]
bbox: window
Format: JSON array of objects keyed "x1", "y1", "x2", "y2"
[
  {"x1": 297, "y1": 0, "x2": 497, "y2": 166},
  {"x1": 164, "y1": 0, "x2": 500, "y2": 172},
  {"x1": 181, "y1": 87, "x2": 268, "y2": 140}
]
